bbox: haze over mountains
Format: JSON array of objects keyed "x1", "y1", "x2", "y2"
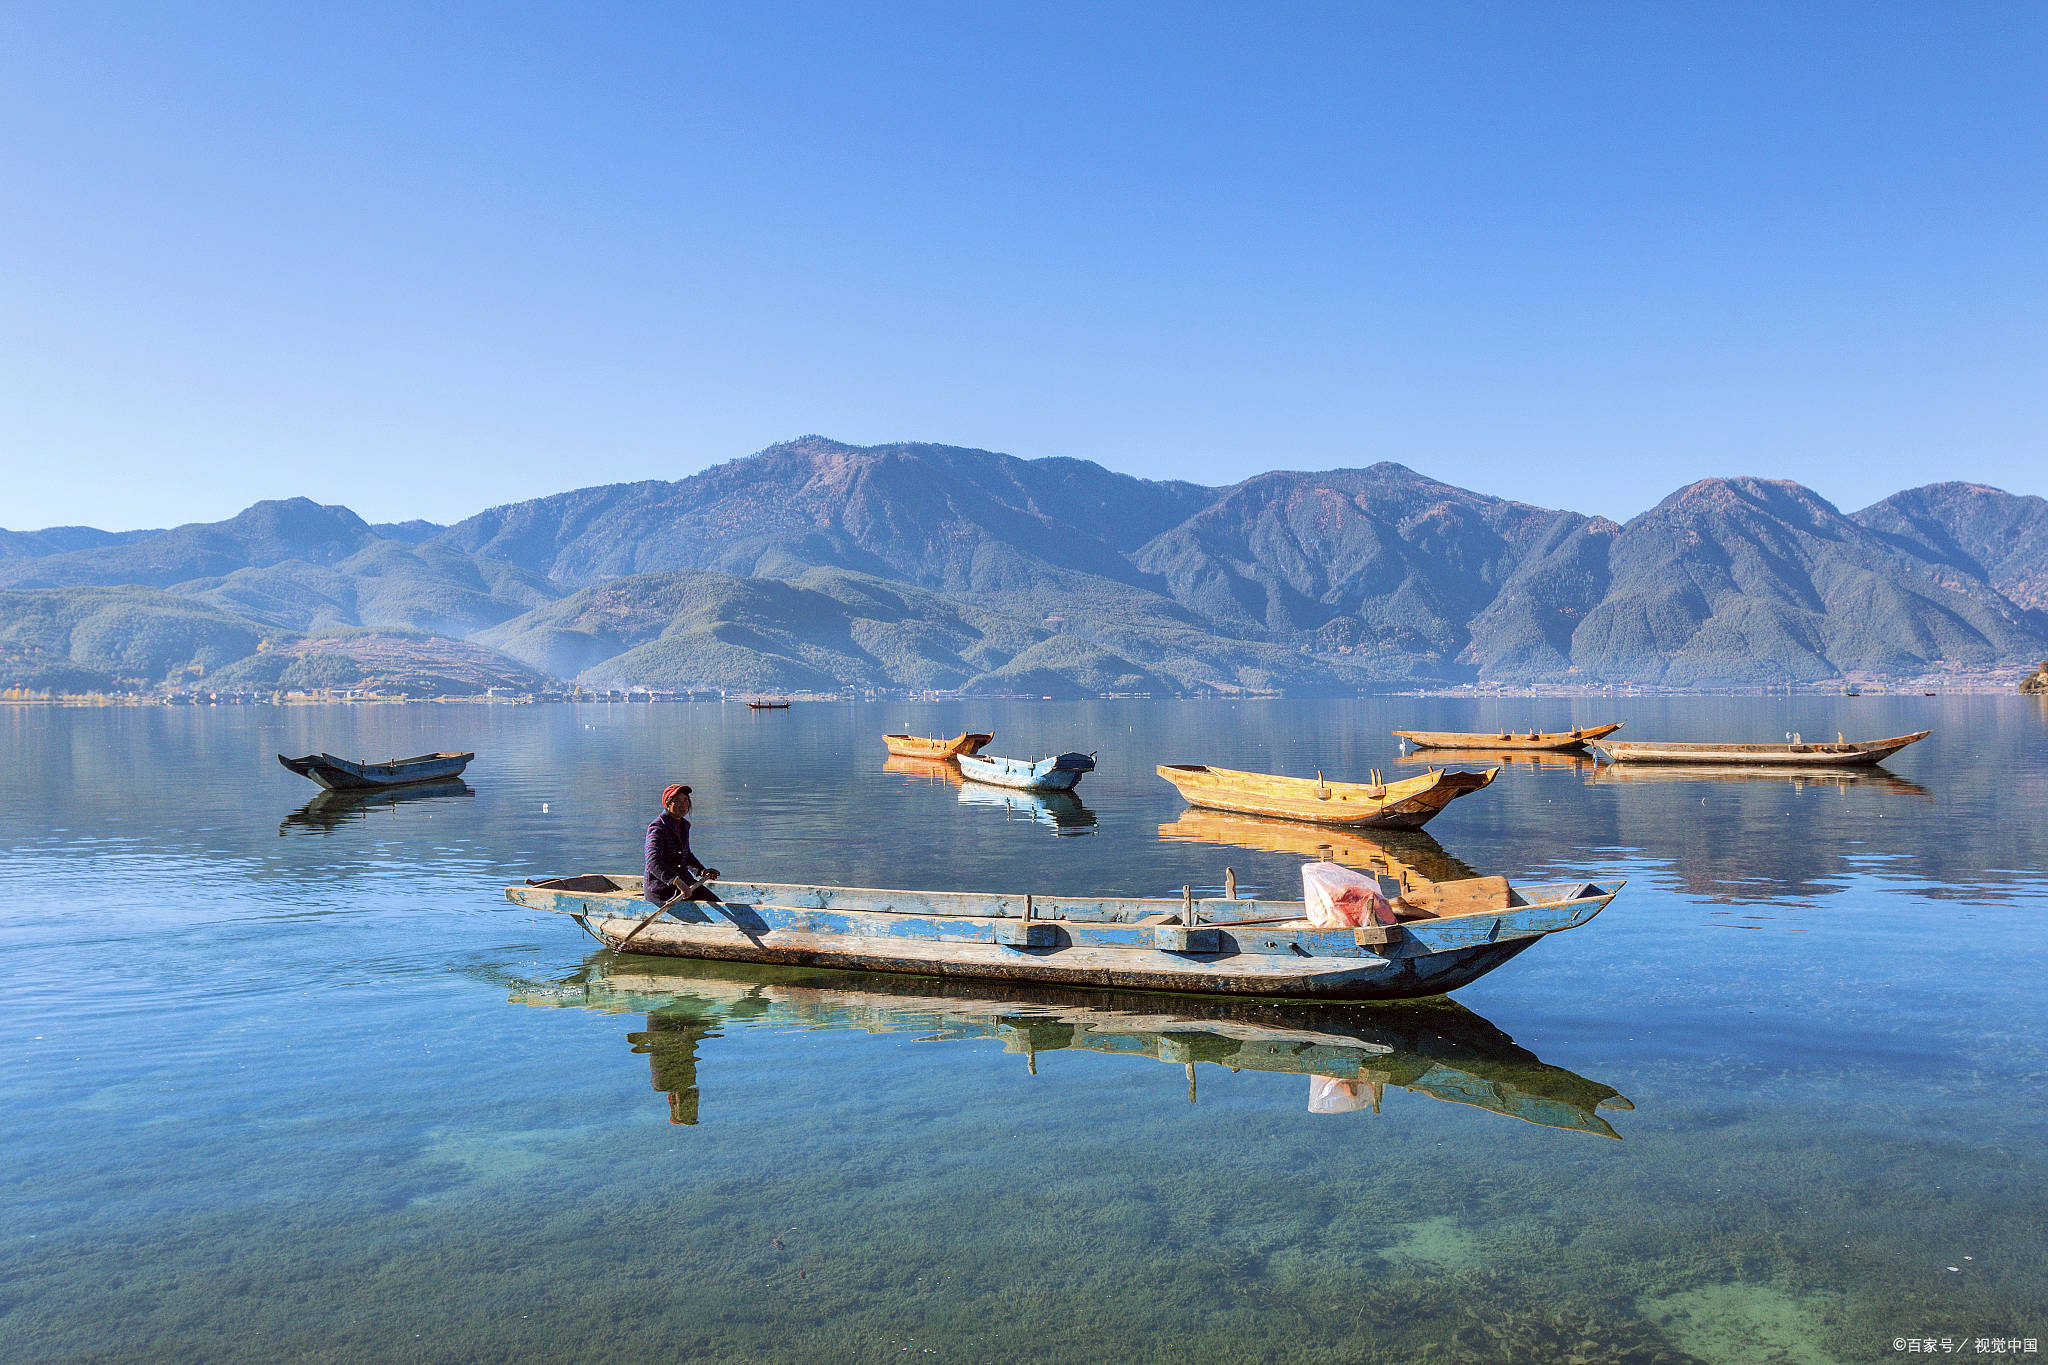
[{"x1": 4, "y1": 436, "x2": 2045, "y2": 696}]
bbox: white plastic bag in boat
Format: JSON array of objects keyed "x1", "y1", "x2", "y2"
[{"x1": 1301, "y1": 861, "x2": 1394, "y2": 929}]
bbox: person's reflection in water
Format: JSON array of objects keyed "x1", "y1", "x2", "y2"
[{"x1": 627, "y1": 1007, "x2": 722, "y2": 1124}]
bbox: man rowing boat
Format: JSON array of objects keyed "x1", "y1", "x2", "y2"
[{"x1": 645, "y1": 783, "x2": 720, "y2": 904}]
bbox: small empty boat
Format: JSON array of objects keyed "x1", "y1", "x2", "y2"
[
  {"x1": 956, "y1": 750, "x2": 1096, "y2": 792},
  {"x1": 506, "y1": 872, "x2": 1622, "y2": 1001},
  {"x1": 1394, "y1": 721, "x2": 1623, "y2": 752},
  {"x1": 1157, "y1": 763, "x2": 1497, "y2": 831},
  {"x1": 1593, "y1": 730, "x2": 1930, "y2": 767},
  {"x1": 882, "y1": 731, "x2": 994, "y2": 760},
  {"x1": 277, "y1": 750, "x2": 474, "y2": 790}
]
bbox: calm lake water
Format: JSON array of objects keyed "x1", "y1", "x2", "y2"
[{"x1": 2, "y1": 697, "x2": 2044, "y2": 1364}]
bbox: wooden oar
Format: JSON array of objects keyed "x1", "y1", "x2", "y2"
[{"x1": 611, "y1": 875, "x2": 716, "y2": 953}]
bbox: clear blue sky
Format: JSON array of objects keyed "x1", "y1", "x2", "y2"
[{"x1": 2, "y1": 2, "x2": 2042, "y2": 531}]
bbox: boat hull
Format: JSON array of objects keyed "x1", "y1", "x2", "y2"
[
  {"x1": 956, "y1": 751, "x2": 1095, "y2": 792},
  {"x1": 1593, "y1": 730, "x2": 1930, "y2": 767},
  {"x1": 882, "y1": 731, "x2": 994, "y2": 760},
  {"x1": 1156, "y1": 763, "x2": 1497, "y2": 830},
  {"x1": 1394, "y1": 722, "x2": 1623, "y2": 752},
  {"x1": 277, "y1": 751, "x2": 474, "y2": 790},
  {"x1": 505, "y1": 875, "x2": 1620, "y2": 1002}
]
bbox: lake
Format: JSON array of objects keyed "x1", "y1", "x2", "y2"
[{"x1": 2, "y1": 696, "x2": 2044, "y2": 1364}]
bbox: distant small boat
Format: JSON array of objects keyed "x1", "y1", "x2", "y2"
[
  {"x1": 882, "y1": 731, "x2": 994, "y2": 760},
  {"x1": 747, "y1": 699, "x2": 790, "y2": 710},
  {"x1": 956, "y1": 750, "x2": 1096, "y2": 792},
  {"x1": 1394, "y1": 721, "x2": 1623, "y2": 752},
  {"x1": 277, "y1": 750, "x2": 474, "y2": 790},
  {"x1": 1157, "y1": 763, "x2": 1497, "y2": 831},
  {"x1": 1593, "y1": 730, "x2": 1930, "y2": 767},
  {"x1": 507, "y1": 873, "x2": 1623, "y2": 1001}
]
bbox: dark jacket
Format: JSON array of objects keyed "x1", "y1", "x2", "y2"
[{"x1": 644, "y1": 813, "x2": 708, "y2": 903}]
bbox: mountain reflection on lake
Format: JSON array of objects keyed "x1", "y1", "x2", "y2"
[{"x1": 2, "y1": 696, "x2": 2044, "y2": 1365}]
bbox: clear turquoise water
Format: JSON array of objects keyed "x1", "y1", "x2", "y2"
[{"x1": 2, "y1": 697, "x2": 2044, "y2": 1364}]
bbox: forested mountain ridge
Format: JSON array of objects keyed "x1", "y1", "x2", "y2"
[{"x1": 3, "y1": 438, "x2": 2044, "y2": 695}]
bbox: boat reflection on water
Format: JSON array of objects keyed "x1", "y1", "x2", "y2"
[
  {"x1": 1157, "y1": 808, "x2": 1475, "y2": 886},
  {"x1": 279, "y1": 778, "x2": 474, "y2": 835},
  {"x1": 509, "y1": 956, "x2": 1633, "y2": 1137},
  {"x1": 956, "y1": 781, "x2": 1097, "y2": 835},
  {"x1": 1589, "y1": 763, "x2": 1930, "y2": 797},
  {"x1": 1395, "y1": 748, "x2": 1595, "y2": 774},
  {"x1": 882, "y1": 755, "x2": 1097, "y2": 833},
  {"x1": 881, "y1": 755, "x2": 965, "y2": 786}
]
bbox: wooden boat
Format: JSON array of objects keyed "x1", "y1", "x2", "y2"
[
  {"x1": 276, "y1": 750, "x2": 474, "y2": 790},
  {"x1": 1156, "y1": 763, "x2": 1497, "y2": 831},
  {"x1": 882, "y1": 731, "x2": 994, "y2": 760},
  {"x1": 509, "y1": 958, "x2": 1633, "y2": 1136},
  {"x1": 1393, "y1": 721, "x2": 1623, "y2": 752},
  {"x1": 1157, "y1": 809, "x2": 1477, "y2": 886},
  {"x1": 1593, "y1": 730, "x2": 1930, "y2": 767},
  {"x1": 746, "y1": 699, "x2": 790, "y2": 710},
  {"x1": 957, "y1": 782, "x2": 1097, "y2": 834},
  {"x1": 956, "y1": 750, "x2": 1096, "y2": 792},
  {"x1": 504, "y1": 871, "x2": 1621, "y2": 1001}
]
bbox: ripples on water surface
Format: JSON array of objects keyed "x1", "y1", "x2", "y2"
[{"x1": 1, "y1": 697, "x2": 2044, "y2": 1364}]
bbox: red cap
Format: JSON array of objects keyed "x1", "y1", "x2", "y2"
[{"x1": 662, "y1": 784, "x2": 691, "y2": 805}]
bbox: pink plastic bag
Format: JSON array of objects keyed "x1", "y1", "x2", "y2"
[{"x1": 1300, "y1": 861, "x2": 1395, "y2": 929}]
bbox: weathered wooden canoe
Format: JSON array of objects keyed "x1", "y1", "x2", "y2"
[
  {"x1": 1394, "y1": 721, "x2": 1624, "y2": 752},
  {"x1": 956, "y1": 750, "x2": 1096, "y2": 792},
  {"x1": 277, "y1": 750, "x2": 474, "y2": 790},
  {"x1": 509, "y1": 958, "x2": 1633, "y2": 1135},
  {"x1": 1593, "y1": 730, "x2": 1931, "y2": 767},
  {"x1": 1157, "y1": 808, "x2": 1477, "y2": 886},
  {"x1": 1156, "y1": 762, "x2": 1497, "y2": 831},
  {"x1": 882, "y1": 731, "x2": 994, "y2": 760},
  {"x1": 504, "y1": 872, "x2": 1620, "y2": 1001}
]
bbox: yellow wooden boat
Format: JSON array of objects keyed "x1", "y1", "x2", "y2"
[
  {"x1": 1156, "y1": 762, "x2": 1497, "y2": 831},
  {"x1": 1393, "y1": 721, "x2": 1624, "y2": 752},
  {"x1": 882, "y1": 730, "x2": 994, "y2": 760}
]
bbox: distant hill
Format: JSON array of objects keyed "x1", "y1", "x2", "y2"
[
  {"x1": 3, "y1": 440, "x2": 2044, "y2": 693},
  {"x1": 1853, "y1": 482, "x2": 2048, "y2": 613}
]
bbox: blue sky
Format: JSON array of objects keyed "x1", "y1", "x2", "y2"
[{"x1": 1, "y1": 2, "x2": 2042, "y2": 530}]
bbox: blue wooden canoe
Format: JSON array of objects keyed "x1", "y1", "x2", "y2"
[
  {"x1": 278, "y1": 750, "x2": 474, "y2": 790},
  {"x1": 956, "y1": 750, "x2": 1096, "y2": 792},
  {"x1": 504, "y1": 873, "x2": 1623, "y2": 1001}
]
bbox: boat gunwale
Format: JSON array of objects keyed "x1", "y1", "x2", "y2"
[{"x1": 1592, "y1": 729, "x2": 1930, "y2": 765}]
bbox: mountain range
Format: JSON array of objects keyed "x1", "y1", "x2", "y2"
[{"x1": 4, "y1": 435, "x2": 2045, "y2": 696}]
